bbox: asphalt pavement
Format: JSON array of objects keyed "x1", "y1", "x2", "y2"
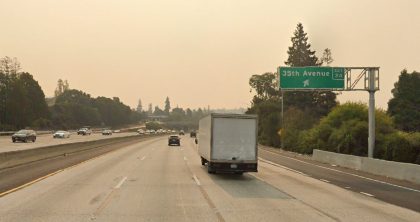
[
  {"x1": 0, "y1": 132, "x2": 137, "y2": 153},
  {"x1": 0, "y1": 136, "x2": 419, "y2": 221},
  {"x1": 258, "y1": 147, "x2": 420, "y2": 213}
]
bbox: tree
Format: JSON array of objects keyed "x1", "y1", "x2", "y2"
[
  {"x1": 284, "y1": 23, "x2": 337, "y2": 119},
  {"x1": 0, "y1": 58, "x2": 49, "y2": 130},
  {"x1": 136, "y1": 99, "x2": 143, "y2": 112},
  {"x1": 320, "y1": 48, "x2": 334, "y2": 66},
  {"x1": 54, "y1": 79, "x2": 70, "y2": 97},
  {"x1": 186, "y1": 108, "x2": 193, "y2": 118},
  {"x1": 285, "y1": 23, "x2": 319, "y2": 67},
  {"x1": 148, "y1": 103, "x2": 153, "y2": 114},
  {"x1": 0, "y1": 56, "x2": 21, "y2": 76},
  {"x1": 164, "y1": 97, "x2": 171, "y2": 114},
  {"x1": 51, "y1": 89, "x2": 101, "y2": 128},
  {"x1": 153, "y1": 106, "x2": 166, "y2": 116},
  {"x1": 388, "y1": 70, "x2": 420, "y2": 132},
  {"x1": 249, "y1": 72, "x2": 278, "y2": 103}
]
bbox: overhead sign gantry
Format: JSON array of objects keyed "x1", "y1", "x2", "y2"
[{"x1": 278, "y1": 66, "x2": 380, "y2": 158}]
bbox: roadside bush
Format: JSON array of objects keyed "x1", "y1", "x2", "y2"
[
  {"x1": 145, "y1": 121, "x2": 164, "y2": 130},
  {"x1": 282, "y1": 107, "x2": 317, "y2": 153},
  {"x1": 301, "y1": 103, "x2": 395, "y2": 156}
]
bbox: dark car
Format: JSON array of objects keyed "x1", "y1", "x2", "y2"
[
  {"x1": 168, "y1": 135, "x2": 181, "y2": 146},
  {"x1": 12, "y1": 129, "x2": 37, "y2": 143},
  {"x1": 190, "y1": 131, "x2": 197, "y2": 138}
]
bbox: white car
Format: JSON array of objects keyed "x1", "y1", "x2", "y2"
[
  {"x1": 53, "y1": 130, "x2": 71, "y2": 138},
  {"x1": 137, "y1": 129, "x2": 145, "y2": 134}
]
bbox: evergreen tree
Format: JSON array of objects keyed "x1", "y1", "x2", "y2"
[
  {"x1": 136, "y1": 99, "x2": 143, "y2": 112},
  {"x1": 284, "y1": 23, "x2": 337, "y2": 119},
  {"x1": 148, "y1": 103, "x2": 153, "y2": 114},
  {"x1": 285, "y1": 23, "x2": 319, "y2": 67},
  {"x1": 164, "y1": 96, "x2": 171, "y2": 114}
]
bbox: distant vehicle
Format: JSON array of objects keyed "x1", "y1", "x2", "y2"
[
  {"x1": 12, "y1": 129, "x2": 37, "y2": 143},
  {"x1": 171, "y1": 130, "x2": 176, "y2": 133},
  {"x1": 179, "y1": 130, "x2": 185, "y2": 135},
  {"x1": 190, "y1": 131, "x2": 197, "y2": 138},
  {"x1": 113, "y1": 129, "x2": 121, "y2": 133},
  {"x1": 150, "y1": 129, "x2": 156, "y2": 134},
  {"x1": 53, "y1": 130, "x2": 71, "y2": 138},
  {"x1": 77, "y1": 128, "x2": 92, "y2": 135},
  {"x1": 137, "y1": 129, "x2": 145, "y2": 134},
  {"x1": 198, "y1": 113, "x2": 258, "y2": 174},
  {"x1": 102, "y1": 129, "x2": 112, "y2": 135},
  {"x1": 168, "y1": 135, "x2": 181, "y2": 146}
]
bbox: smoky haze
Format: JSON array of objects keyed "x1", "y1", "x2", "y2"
[{"x1": 1, "y1": 0, "x2": 419, "y2": 109}]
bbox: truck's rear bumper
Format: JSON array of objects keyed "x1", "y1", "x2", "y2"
[{"x1": 208, "y1": 162, "x2": 258, "y2": 173}]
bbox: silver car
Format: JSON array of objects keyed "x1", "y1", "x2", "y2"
[{"x1": 53, "y1": 130, "x2": 71, "y2": 138}]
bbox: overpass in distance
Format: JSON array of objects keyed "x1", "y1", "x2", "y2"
[{"x1": 0, "y1": 134, "x2": 419, "y2": 221}]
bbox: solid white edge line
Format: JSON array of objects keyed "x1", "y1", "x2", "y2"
[
  {"x1": 193, "y1": 174, "x2": 201, "y2": 186},
  {"x1": 258, "y1": 157, "x2": 308, "y2": 176},
  {"x1": 114, "y1": 176, "x2": 127, "y2": 189},
  {"x1": 360, "y1": 192, "x2": 374, "y2": 197},
  {"x1": 259, "y1": 149, "x2": 420, "y2": 193}
]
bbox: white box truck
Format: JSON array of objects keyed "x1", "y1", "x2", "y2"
[{"x1": 198, "y1": 113, "x2": 258, "y2": 174}]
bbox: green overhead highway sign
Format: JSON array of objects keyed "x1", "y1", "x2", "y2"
[{"x1": 278, "y1": 66, "x2": 345, "y2": 90}]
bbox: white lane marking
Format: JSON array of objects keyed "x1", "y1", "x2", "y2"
[
  {"x1": 141, "y1": 156, "x2": 146, "y2": 161},
  {"x1": 114, "y1": 177, "x2": 127, "y2": 189},
  {"x1": 259, "y1": 158, "x2": 308, "y2": 176},
  {"x1": 184, "y1": 156, "x2": 187, "y2": 161},
  {"x1": 345, "y1": 186, "x2": 351, "y2": 189},
  {"x1": 320, "y1": 179, "x2": 330, "y2": 183},
  {"x1": 193, "y1": 175, "x2": 201, "y2": 186},
  {"x1": 360, "y1": 192, "x2": 374, "y2": 197},
  {"x1": 331, "y1": 164, "x2": 337, "y2": 167},
  {"x1": 260, "y1": 149, "x2": 420, "y2": 193}
]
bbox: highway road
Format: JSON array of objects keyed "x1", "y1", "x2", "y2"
[
  {"x1": 0, "y1": 136, "x2": 419, "y2": 222},
  {"x1": 0, "y1": 132, "x2": 138, "y2": 153}
]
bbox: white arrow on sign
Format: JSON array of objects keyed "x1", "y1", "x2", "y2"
[{"x1": 303, "y1": 79, "x2": 310, "y2": 87}]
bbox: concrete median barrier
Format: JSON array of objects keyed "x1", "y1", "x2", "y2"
[
  {"x1": 313, "y1": 149, "x2": 420, "y2": 184},
  {"x1": 0, "y1": 134, "x2": 159, "y2": 170}
]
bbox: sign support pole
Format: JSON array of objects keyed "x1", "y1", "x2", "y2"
[
  {"x1": 368, "y1": 68, "x2": 376, "y2": 158},
  {"x1": 281, "y1": 91, "x2": 284, "y2": 150}
]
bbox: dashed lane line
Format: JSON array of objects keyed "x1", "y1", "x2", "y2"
[
  {"x1": 114, "y1": 176, "x2": 127, "y2": 189},
  {"x1": 360, "y1": 192, "x2": 375, "y2": 197}
]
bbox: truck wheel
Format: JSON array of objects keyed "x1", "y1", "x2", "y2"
[
  {"x1": 207, "y1": 167, "x2": 215, "y2": 174},
  {"x1": 200, "y1": 157, "x2": 206, "y2": 166},
  {"x1": 12, "y1": 139, "x2": 16, "y2": 143}
]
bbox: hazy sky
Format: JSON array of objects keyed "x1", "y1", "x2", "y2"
[{"x1": 1, "y1": 0, "x2": 419, "y2": 110}]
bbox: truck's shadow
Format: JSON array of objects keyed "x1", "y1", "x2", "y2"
[{"x1": 207, "y1": 172, "x2": 293, "y2": 199}]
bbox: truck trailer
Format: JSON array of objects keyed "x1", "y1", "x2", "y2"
[{"x1": 198, "y1": 113, "x2": 258, "y2": 174}]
